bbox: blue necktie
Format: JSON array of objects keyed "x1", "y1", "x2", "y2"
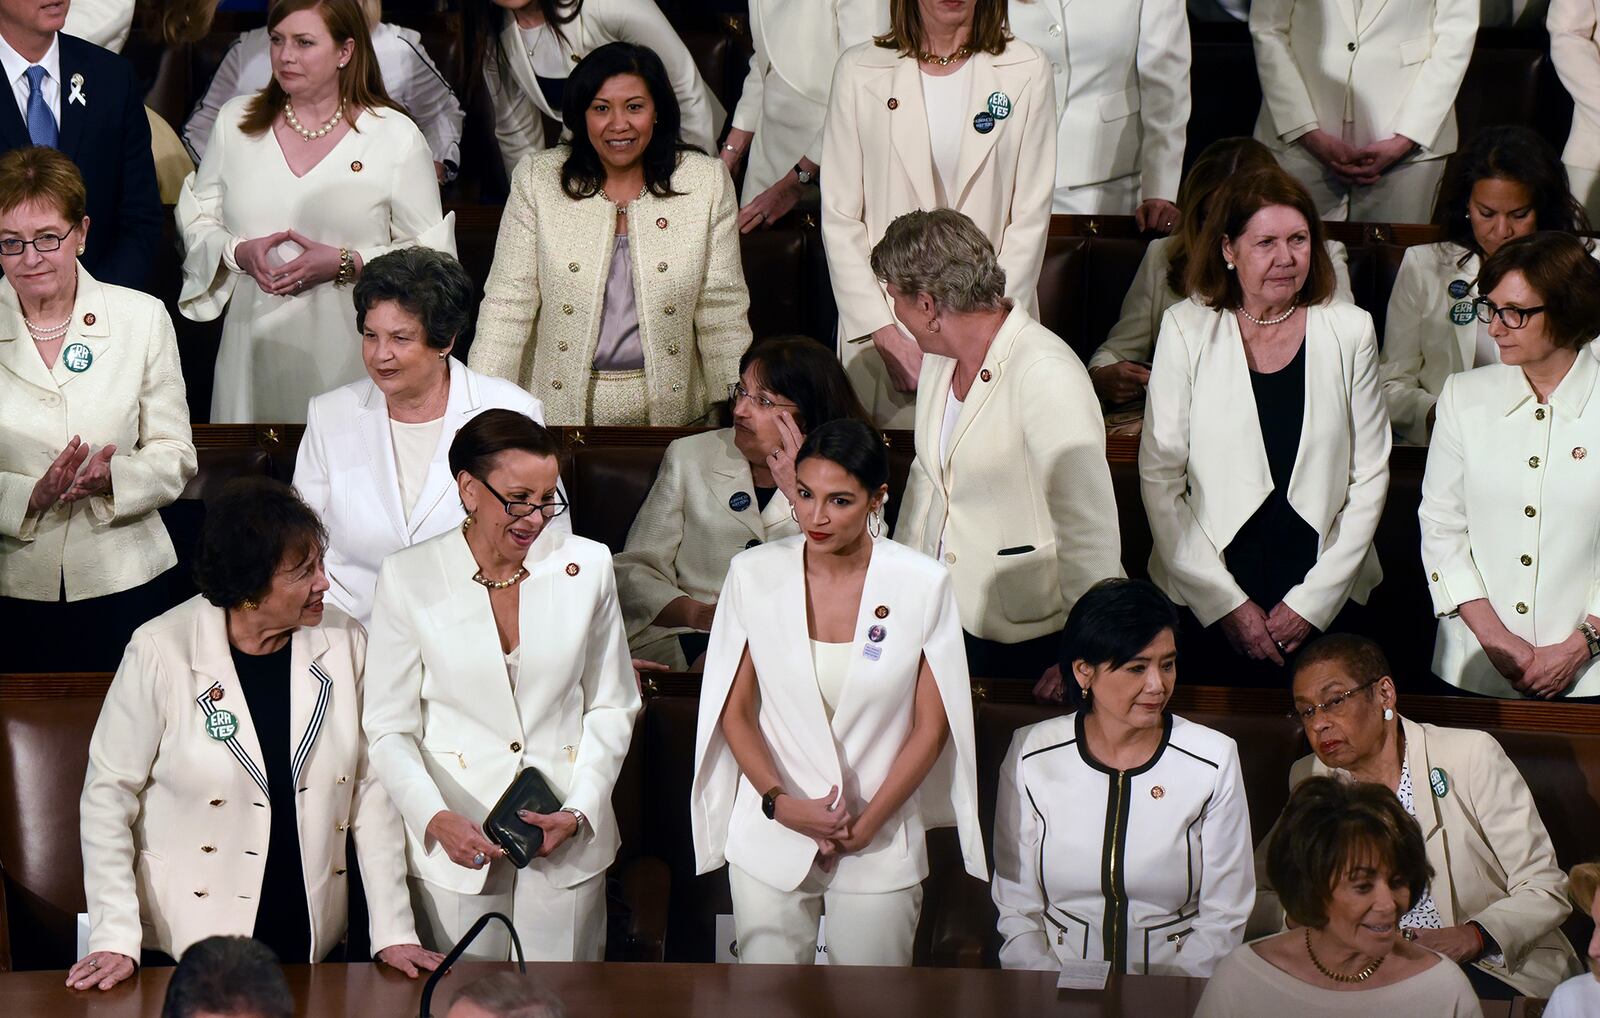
[{"x1": 24, "y1": 65, "x2": 57, "y2": 148}]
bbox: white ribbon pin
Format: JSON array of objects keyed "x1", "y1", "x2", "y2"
[{"x1": 68, "y1": 73, "x2": 86, "y2": 107}]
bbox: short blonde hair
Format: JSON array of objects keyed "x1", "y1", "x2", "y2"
[
  {"x1": 0, "y1": 146, "x2": 87, "y2": 224},
  {"x1": 1571, "y1": 861, "x2": 1600, "y2": 915},
  {"x1": 870, "y1": 209, "x2": 1008, "y2": 313}
]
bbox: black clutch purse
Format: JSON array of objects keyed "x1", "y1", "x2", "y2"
[{"x1": 482, "y1": 767, "x2": 564, "y2": 869}]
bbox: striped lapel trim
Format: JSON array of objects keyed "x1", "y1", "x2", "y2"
[
  {"x1": 195, "y1": 681, "x2": 271, "y2": 799},
  {"x1": 291, "y1": 664, "x2": 334, "y2": 789}
]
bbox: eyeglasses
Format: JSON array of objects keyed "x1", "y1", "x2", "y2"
[
  {"x1": 1473, "y1": 297, "x2": 1546, "y2": 330},
  {"x1": 477, "y1": 478, "x2": 569, "y2": 519},
  {"x1": 1287, "y1": 679, "x2": 1381, "y2": 723},
  {"x1": 728, "y1": 382, "x2": 798, "y2": 412},
  {"x1": 0, "y1": 223, "x2": 77, "y2": 257}
]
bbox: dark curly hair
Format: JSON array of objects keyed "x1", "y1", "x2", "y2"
[
  {"x1": 1435, "y1": 125, "x2": 1591, "y2": 269},
  {"x1": 194, "y1": 478, "x2": 326, "y2": 610},
  {"x1": 739, "y1": 336, "x2": 870, "y2": 433},
  {"x1": 560, "y1": 42, "x2": 688, "y2": 200},
  {"x1": 353, "y1": 247, "x2": 474, "y2": 351}
]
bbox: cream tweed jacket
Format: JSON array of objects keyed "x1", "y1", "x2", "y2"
[{"x1": 469, "y1": 148, "x2": 751, "y2": 425}]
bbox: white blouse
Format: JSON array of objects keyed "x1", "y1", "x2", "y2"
[
  {"x1": 389, "y1": 416, "x2": 444, "y2": 522},
  {"x1": 921, "y1": 63, "x2": 975, "y2": 205},
  {"x1": 810, "y1": 639, "x2": 852, "y2": 720}
]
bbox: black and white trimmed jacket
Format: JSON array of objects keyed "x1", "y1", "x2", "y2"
[{"x1": 992, "y1": 711, "x2": 1255, "y2": 976}]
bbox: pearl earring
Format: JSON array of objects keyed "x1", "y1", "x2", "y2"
[
  {"x1": 1225, "y1": 261, "x2": 1235, "y2": 271},
  {"x1": 1383, "y1": 707, "x2": 1394, "y2": 721}
]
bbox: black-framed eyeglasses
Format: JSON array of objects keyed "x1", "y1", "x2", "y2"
[
  {"x1": 478, "y1": 477, "x2": 568, "y2": 519},
  {"x1": 727, "y1": 382, "x2": 798, "y2": 412},
  {"x1": 1287, "y1": 678, "x2": 1381, "y2": 723},
  {"x1": 1473, "y1": 297, "x2": 1546, "y2": 330},
  {"x1": 0, "y1": 223, "x2": 77, "y2": 257}
]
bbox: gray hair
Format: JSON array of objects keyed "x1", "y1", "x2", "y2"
[
  {"x1": 447, "y1": 973, "x2": 567, "y2": 1018},
  {"x1": 869, "y1": 209, "x2": 1008, "y2": 313},
  {"x1": 352, "y1": 246, "x2": 474, "y2": 351}
]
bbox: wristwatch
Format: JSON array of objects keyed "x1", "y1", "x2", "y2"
[
  {"x1": 761, "y1": 786, "x2": 785, "y2": 820},
  {"x1": 560, "y1": 806, "x2": 588, "y2": 833},
  {"x1": 1580, "y1": 621, "x2": 1600, "y2": 658},
  {"x1": 793, "y1": 163, "x2": 815, "y2": 185}
]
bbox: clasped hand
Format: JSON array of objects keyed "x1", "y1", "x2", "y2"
[
  {"x1": 236, "y1": 229, "x2": 350, "y2": 297},
  {"x1": 1301, "y1": 130, "x2": 1418, "y2": 186},
  {"x1": 772, "y1": 785, "x2": 879, "y2": 872},
  {"x1": 29, "y1": 436, "x2": 116, "y2": 515}
]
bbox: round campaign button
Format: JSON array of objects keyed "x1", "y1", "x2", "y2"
[
  {"x1": 1447, "y1": 278, "x2": 1471, "y2": 299},
  {"x1": 728, "y1": 491, "x2": 752, "y2": 513},
  {"x1": 1449, "y1": 300, "x2": 1476, "y2": 326},
  {"x1": 986, "y1": 91, "x2": 1012, "y2": 120},
  {"x1": 205, "y1": 710, "x2": 238, "y2": 742},
  {"x1": 1429, "y1": 767, "x2": 1449, "y2": 798},
  {"x1": 62, "y1": 342, "x2": 92, "y2": 372},
  {"x1": 868, "y1": 625, "x2": 886, "y2": 643},
  {"x1": 972, "y1": 112, "x2": 995, "y2": 135}
]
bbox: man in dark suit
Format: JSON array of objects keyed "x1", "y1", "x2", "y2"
[{"x1": 0, "y1": 0, "x2": 161, "y2": 293}]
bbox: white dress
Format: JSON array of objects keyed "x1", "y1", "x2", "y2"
[{"x1": 177, "y1": 96, "x2": 455, "y2": 423}]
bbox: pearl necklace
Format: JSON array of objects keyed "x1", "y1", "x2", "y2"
[
  {"x1": 284, "y1": 101, "x2": 344, "y2": 141},
  {"x1": 461, "y1": 518, "x2": 528, "y2": 589},
  {"x1": 1237, "y1": 304, "x2": 1298, "y2": 327},
  {"x1": 1304, "y1": 928, "x2": 1385, "y2": 984},
  {"x1": 24, "y1": 314, "x2": 70, "y2": 341},
  {"x1": 918, "y1": 45, "x2": 971, "y2": 66}
]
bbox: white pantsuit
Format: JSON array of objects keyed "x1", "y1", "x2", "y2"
[
  {"x1": 613, "y1": 429, "x2": 798, "y2": 670},
  {"x1": 1140, "y1": 300, "x2": 1391, "y2": 628},
  {"x1": 1250, "y1": 0, "x2": 1478, "y2": 223},
  {"x1": 1419, "y1": 353, "x2": 1600, "y2": 698},
  {"x1": 292, "y1": 360, "x2": 569, "y2": 628},
  {"x1": 363, "y1": 526, "x2": 641, "y2": 959},
  {"x1": 1010, "y1": 0, "x2": 1191, "y2": 213},
  {"x1": 79, "y1": 597, "x2": 417, "y2": 961},
  {"x1": 1380, "y1": 242, "x2": 1484, "y2": 446},
  {"x1": 821, "y1": 43, "x2": 1057, "y2": 428},
  {"x1": 1550, "y1": 0, "x2": 1600, "y2": 221},
  {"x1": 690, "y1": 538, "x2": 986, "y2": 965}
]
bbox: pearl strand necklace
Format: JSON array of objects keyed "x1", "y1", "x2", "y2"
[
  {"x1": 1237, "y1": 304, "x2": 1298, "y2": 327},
  {"x1": 284, "y1": 101, "x2": 345, "y2": 141},
  {"x1": 24, "y1": 314, "x2": 70, "y2": 341}
]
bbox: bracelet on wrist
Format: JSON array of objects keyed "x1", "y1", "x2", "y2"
[{"x1": 333, "y1": 247, "x2": 355, "y2": 288}]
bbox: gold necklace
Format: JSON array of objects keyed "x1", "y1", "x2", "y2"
[
  {"x1": 1305, "y1": 928, "x2": 1384, "y2": 983},
  {"x1": 283, "y1": 101, "x2": 344, "y2": 141},
  {"x1": 461, "y1": 518, "x2": 527, "y2": 589},
  {"x1": 918, "y1": 44, "x2": 971, "y2": 66}
]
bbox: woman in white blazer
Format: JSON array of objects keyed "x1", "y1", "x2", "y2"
[
  {"x1": 1420, "y1": 233, "x2": 1600, "y2": 700},
  {"x1": 363, "y1": 410, "x2": 641, "y2": 961},
  {"x1": 691, "y1": 419, "x2": 985, "y2": 966},
  {"x1": 822, "y1": 0, "x2": 1057, "y2": 428},
  {"x1": 1009, "y1": 0, "x2": 1189, "y2": 224},
  {"x1": 469, "y1": 44, "x2": 750, "y2": 426},
  {"x1": 0, "y1": 147, "x2": 196, "y2": 674},
  {"x1": 176, "y1": 0, "x2": 455, "y2": 424},
  {"x1": 1383, "y1": 128, "x2": 1593, "y2": 446},
  {"x1": 993, "y1": 580, "x2": 1254, "y2": 976},
  {"x1": 1089, "y1": 137, "x2": 1354, "y2": 407},
  {"x1": 719, "y1": 0, "x2": 887, "y2": 231},
  {"x1": 1140, "y1": 166, "x2": 1391, "y2": 686},
  {"x1": 1249, "y1": 635, "x2": 1583, "y2": 998},
  {"x1": 71, "y1": 480, "x2": 439, "y2": 992},
  {"x1": 293, "y1": 249, "x2": 569, "y2": 627},
  {"x1": 615, "y1": 336, "x2": 870, "y2": 670},
  {"x1": 466, "y1": 0, "x2": 724, "y2": 181},
  {"x1": 1551, "y1": 0, "x2": 1600, "y2": 221},
  {"x1": 1250, "y1": 0, "x2": 1478, "y2": 223},
  {"x1": 874, "y1": 210, "x2": 1122, "y2": 686}
]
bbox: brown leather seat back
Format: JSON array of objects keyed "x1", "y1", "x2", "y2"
[
  {"x1": 0, "y1": 697, "x2": 101, "y2": 971},
  {"x1": 566, "y1": 443, "x2": 669, "y2": 553},
  {"x1": 1036, "y1": 236, "x2": 1088, "y2": 357},
  {"x1": 1173, "y1": 708, "x2": 1307, "y2": 841},
  {"x1": 1108, "y1": 451, "x2": 1151, "y2": 582},
  {"x1": 1083, "y1": 238, "x2": 1155, "y2": 362}
]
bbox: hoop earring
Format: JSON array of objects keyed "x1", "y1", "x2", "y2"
[
  {"x1": 868, "y1": 510, "x2": 882, "y2": 540},
  {"x1": 789, "y1": 504, "x2": 799, "y2": 524}
]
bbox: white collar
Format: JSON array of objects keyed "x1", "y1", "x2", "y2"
[{"x1": 0, "y1": 30, "x2": 60, "y2": 90}]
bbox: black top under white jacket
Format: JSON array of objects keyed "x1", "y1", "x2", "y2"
[{"x1": 992, "y1": 711, "x2": 1255, "y2": 976}]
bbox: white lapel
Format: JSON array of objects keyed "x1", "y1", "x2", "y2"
[
  {"x1": 500, "y1": 14, "x2": 561, "y2": 123},
  {"x1": 943, "y1": 307, "x2": 1024, "y2": 468},
  {"x1": 1195, "y1": 313, "x2": 1273, "y2": 514},
  {"x1": 407, "y1": 359, "x2": 474, "y2": 538},
  {"x1": 1401, "y1": 718, "x2": 1457, "y2": 922},
  {"x1": 860, "y1": 52, "x2": 938, "y2": 211},
  {"x1": 511, "y1": 525, "x2": 564, "y2": 711},
  {"x1": 1334, "y1": 0, "x2": 1361, "y2": 37},
  {"x1": 708, "y1": 430, "x2": 765, "y2": 542},
  {"x1": 355, "y1": 381, "x2": 410, "y2": 546},
  {"x1": 438, "y1": 527, "x2": 524, "y2": 728},
  {"x1": 948, "y1": 50, "x2": 1029, "y2": 205},
  {"x1": 768, "y1": 541, "x2": 846, "y2": 783},
  {"x1": 0, "y1": 277, "x2": 57, "y2": 395},
  {"x1": 1355, "y1": 0, "x2": 1396, "y2": 34},
  {"x1": 825, "y1": 540, "x2": 906, "y2": 729},
  {"x1": 287, "y1": 624, "x2": 334, "y2": 790},
  {"x1": 50, "y1": 267, "x2": 112, "y2": 390},
  {"x1": 191, "y1": 605, "x2": 272, "y2": 800},
  {"x1": 1449, "y1": 254, "x2": 1481, "y2": 372},
  {"x1": 1286, "y1": 309, "x2": 1338, "y2": 518}
]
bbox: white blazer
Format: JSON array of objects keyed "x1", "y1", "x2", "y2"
[
  {"x1": 613, "y1": 428, "x2": 799, "y2": 670},
  {"x1": 897, "y1": 305, "x2": 1124, "y2": 644},
  {"x1": 821, "y1": 41, "x2": 1057, "y2": 428},
  {"x1": 292, "y1": 359, "x2": 570, "y2": 627},
  {"x1": 1089, "y1": 236, "x2": 1353, "y2": 372},
  {"x1": 729, "y1": 0, "x2": 887, "y2": 201},
  {"x1": 483, "y1": 0, "x2": 725, "y2": 180},
  {"x1": 1419, "y1": 353, "x2": 1600, "y2": 698},
  {"x1": 690, "y1": 537, "x2": 986, "y2": 894},
  {"x1": 1140, "y1": 299, "x2": 1391, "y2": 628},
  {"x1": 0, "y1": 268, "x2": 196, "y2": 601},
  {"x1": 1551, "y1": 0, "x2": 1600, "y2": 168},
  {"x1": 1009, "y1": 0, "x2": 1191, "y2": 203},
  {"x1": 1381, "y1": 242, "x2": 1484, "y2": 446},
  {"x1": 363, "y1": 526, "x2": 641, "y2": 895},
  {"x1": 79, "y1": 597, "x2": 417, "y2": 962},
  {"x1": 1250, "y1": 0, "x2": 1478, "y2": 157}
]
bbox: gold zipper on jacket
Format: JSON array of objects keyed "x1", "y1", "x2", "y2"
[{"x1": 1107, "y1": 770, "x2": 1128, "y2": 970}]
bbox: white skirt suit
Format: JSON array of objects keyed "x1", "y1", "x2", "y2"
[
  {"x1": 1250, "y1": 0, "x2": 1478, "y2": 223},
  {"x1": 79, "y1": 597, "x2": 418, "y2": 962},
  {"x1": 729, "y1": 0, "x2": 887, "y2": 202},
  {"x1": 1550, "y1": 0, "x2": 1600, "y2": 220},
  {"x1": 468, "y1": 148, "x2": 751, "y2": 426},
  {"x1": 362, "y1": 525, "x2": 641, "y2": 960},
  {"x1": 483, "y1": 0, "x2": 725, "y2": 180},
  {"x1": 690, "y1": 537, "x2": 986, "y2": 965},
  {"x1": 991, "y1": 712, "x2": 1255, "y2": 976},
  {"x1": 1419, "y1": 352, "x2": 1600, "y2": 698},
  {"x1": 0, "y1": 268, "x2": 195, "y2": 602},
  {"x1": 613, "y1": 428, "x2": 799, "y2": 670},
  {"x1": 292, "y1": 359, "x2": 570, "y2": 628},
  {"x1": 1009, "y1": 0, "x2": 1191, "y2": 213},
  {"x1": 177, "y1": 98, "x2": 456, "y2": 424},
  {"x1": 821, "y1": 42, "x2": 1057, "y2": 429},
  {"x1": 1139, "y1": 299, "x2": 1391, "y2": 629}
]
